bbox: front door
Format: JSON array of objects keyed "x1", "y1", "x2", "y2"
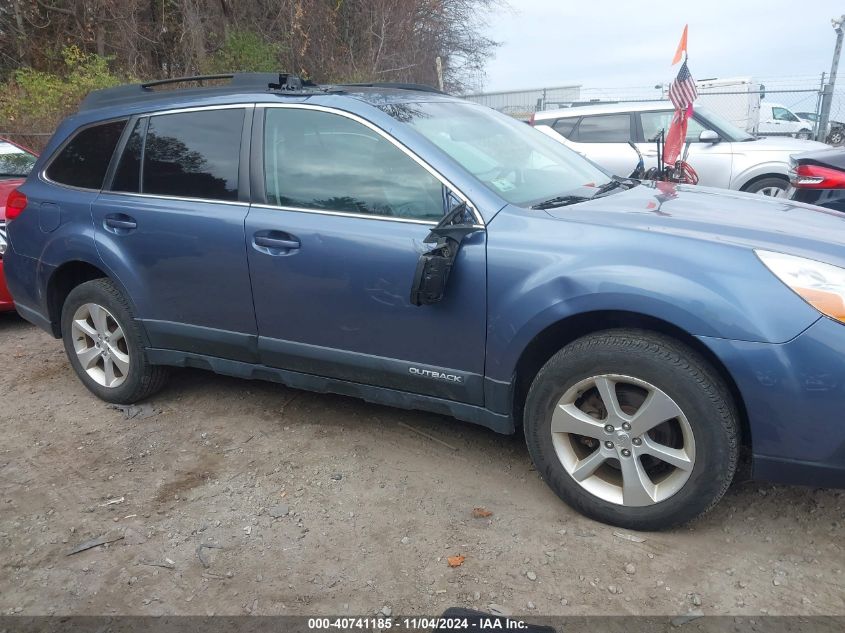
[
  {"x1": 245, "y1": 105, "x2": 487, "y2": 404},
  {"x1": 636, "y1": 110, "x2": 733, "y2": 189}
]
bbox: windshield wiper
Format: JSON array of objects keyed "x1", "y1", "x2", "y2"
[
  {"x1": 531, "y1": 195, "x2": 592, "y2": 210},
  {"x1": 593, "y1": 176, "x2": 639, "y2": 197},
  {"x1": 531, "y1": 176, "x2": 640, "y2": 210}
]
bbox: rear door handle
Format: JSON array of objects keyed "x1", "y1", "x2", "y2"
[{"x1": 104, "y1": 214, "x2": 137, "y2": 233}]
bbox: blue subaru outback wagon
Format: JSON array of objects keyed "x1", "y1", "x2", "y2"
[{"x1": 5, "y1": 73, "x2": 845, "y2": 529}]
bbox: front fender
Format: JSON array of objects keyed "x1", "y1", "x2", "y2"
[{"x1": 484, "y1": 207, "x2": 820, "y2": 384}]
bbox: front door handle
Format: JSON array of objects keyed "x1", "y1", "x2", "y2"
[
  {"x1": 104, "y1": 214, "x2": 137, "y2": 234},
  {"x1": 254, "y1": 235, "x2": 300, "y2": 250},
  {"x1": 253, "y1": 231, "x2": 301, "y2": 255}
]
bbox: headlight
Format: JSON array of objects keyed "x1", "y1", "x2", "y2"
[{"x1": 756, "y1": 250, "x2": 845, "y2": 323}]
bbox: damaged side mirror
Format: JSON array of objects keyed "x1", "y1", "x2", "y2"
[{"x1": 410, "y1": 202, "x2": 481, "y2": 307}]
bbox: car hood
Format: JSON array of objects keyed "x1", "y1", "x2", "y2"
[
  {"x1": 740, "y1": 136, "x2": 827, "y2": 153},
  {"x1": 543, "y1": 182, "x2": 845, "y2": 266}
]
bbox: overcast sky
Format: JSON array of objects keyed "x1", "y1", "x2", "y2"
[{"x1": 481, "y1": 0, "x2": 845, "y2": 92}]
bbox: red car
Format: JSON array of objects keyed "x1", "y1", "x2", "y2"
[{"x1": 0, "y1": 137, "x2": 38, "y2": 312}]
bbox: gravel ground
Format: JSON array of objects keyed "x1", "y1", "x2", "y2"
[{"x1": 1, "y1": 311, "x2": 843, "y2": 617}]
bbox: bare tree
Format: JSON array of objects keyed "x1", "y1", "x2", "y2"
[{"x1": 0, "y1": 0, "x2": 499, "y2": 90}]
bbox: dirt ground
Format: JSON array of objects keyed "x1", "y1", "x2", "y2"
[{"x1": 1, "y1": 310, "x2": 843, "y2": 618}]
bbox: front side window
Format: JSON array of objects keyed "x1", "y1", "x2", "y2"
[
  {"x1": 264, "y1": 108, "x2": 445, "y2": 221},
  {"x1": 694, "y1": 107, "x2": 754, "y2": 141},
  {"x1": 45, "y1": 120, "x2": 126, "y2": 189},
  {"x1": 381, "y1": 101, "x2": 612, "y2": 207},
  {"x1": 772, "y1": 107, "x2": 798, "y2": 122},
  {"x1": 640, "y1": 111, "x2": 705, "y2": 143},
  {"x1": 142, "y1": 109, "x2": 244, "y2": 201},
  {"x1": 574, "y1": 114, "x2": 631, "y2": 143},
  {"x1": 0, "y1": 141, "x2": 37, "y2": 178}
]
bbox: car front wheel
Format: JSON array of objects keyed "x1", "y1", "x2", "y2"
[
  {"x1": 743, "y1": 177, "x2": 788, "y2": 198},
  {"x1": 61, "y1": 278, "x2": 169, "y2": 404},
  {"x1": 524, "y1": 329, "x2": 739, "y2": 530}
]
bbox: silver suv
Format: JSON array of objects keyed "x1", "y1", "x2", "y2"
[{"x1": 532, "y1": 101, "x2": 827, "y2": 197}]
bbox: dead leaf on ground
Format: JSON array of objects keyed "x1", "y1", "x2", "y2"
[
  {"x1": 447, "y1": 554, "x2": 465, "y2": 568},
  {"x1": 471, "y1": 507, "x2": 493, "y2": 518}
]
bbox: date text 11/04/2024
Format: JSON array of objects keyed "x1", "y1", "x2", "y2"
[{"x1": 307, "y1": 617, "x2": 533, "y2": 630}]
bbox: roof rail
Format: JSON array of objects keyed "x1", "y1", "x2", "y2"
[
  {"x1": 337, "y1": 82, "x2": 446, "y2": 95},
  {"x1": 139, "y1": 73, "x2": 239, "y2": 89},
  {"x1": 79, "y1": 72, "x2": 314, "y2": 111}
]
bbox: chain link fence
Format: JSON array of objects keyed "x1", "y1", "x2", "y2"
[
  {"x1": 4, "y1": 75, "x2": 845, "y2": 149},
  {"x1": 464, "y1": 75, "x2": 845, "y2": 145}
]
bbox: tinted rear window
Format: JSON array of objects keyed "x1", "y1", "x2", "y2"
[
  {"x1": 142, "y1": 109, "x2": 244, "y2": 201},
  {"x1": 552, "y1": 118, "x2": 578, "y2": 138},
  {"x1": 46, "y1": 120, "x2": 126, "y2": 189}
]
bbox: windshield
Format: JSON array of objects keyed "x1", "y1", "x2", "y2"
[
  {"x1": 0, "y1": 141, "x2": 37, "y2": 177},
  {"x1": 694, "y1": 106, "x2": 755, "y2": 142},
  {"x1": 380, "y1": 101, "x2": 613, "y2": 206}
]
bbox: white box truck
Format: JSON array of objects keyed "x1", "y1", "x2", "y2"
[
  {"x1": 695, "y1": 76, "x2": 762, "y2": 134},
  {"x1": 693, "y1": 76, "x2": 813, "y2": 138}
]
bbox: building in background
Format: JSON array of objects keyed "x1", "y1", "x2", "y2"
[{"x1": 463, "y1": 84, "x2": 581, "y2": 119}]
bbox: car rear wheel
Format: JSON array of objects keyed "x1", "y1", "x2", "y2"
[
  {"x1": 61, "y1": 278, "x2": 168, "y2": 404},
  {"x1": 524, "y1": 329, "x2": 739, "y2": 530},
  {"x1": 743, "y1": 177, "x2": 788, "y2": 198}
]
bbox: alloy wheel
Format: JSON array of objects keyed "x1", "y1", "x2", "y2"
[
  {"x1": 550, "y1": 374, "x2": 695, "y2": 507},
  {"x1": 757, "y1": 186, "x2": 786, "y2": 197},
  {"x1": 70, "y1": 303, "x2": 130, "y2": 388}
]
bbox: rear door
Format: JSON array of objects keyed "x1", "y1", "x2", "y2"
[
  {"x1": 92, "y1": 105, "x2": 258, "y2": 361},
  {"x1": 636, "y1": 110, "x2": 733, "y2": 189},
  {"x1": 564, "y1": 113, "x2": 639, "y2": 177}
]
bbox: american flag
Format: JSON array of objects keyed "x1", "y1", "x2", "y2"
[{"x1": 668, "y1": 60, "x2": 698, "y2": 111}]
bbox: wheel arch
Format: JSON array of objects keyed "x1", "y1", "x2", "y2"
[
  {"x1": 738, "y1": 172, "x2": 789, "y2": 192},
  {"x1": 511, "y1": 310, "x2": 751, "y2": 451},
  {"x1": 46, "y1": 260, "x2": 132, "y2": 338}
]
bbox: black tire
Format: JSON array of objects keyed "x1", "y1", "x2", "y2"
[
  {"x1": 742, "y1": 176, "x2": 788, "y2": 197},
  {"x1": 524, "y1": 329, "x2": 739, "y2": 530},
  {"x1": 61, "y1": 278, "x2": 169, "y2": 404}
]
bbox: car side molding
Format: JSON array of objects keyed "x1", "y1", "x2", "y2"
[{"x1": 146, "y1": 348, "x2": 515, "y2": 434}]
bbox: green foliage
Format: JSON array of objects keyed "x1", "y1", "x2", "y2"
[
  {"x1": 206, "y1": 31, "x2": 284, "y2": 74},
  {"x1": 1, "y1": 46, "x2": 124, "y2": 135}
]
